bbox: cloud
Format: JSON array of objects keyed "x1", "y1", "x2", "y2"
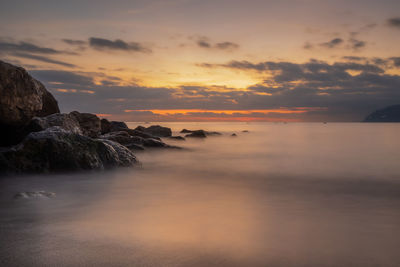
[
  {"x1": 391, "y1": 57, "x2": 400, "y2": 67},
  {"x1": 320, "y1": 38, "x2": 344, "y2": 48},
  {"x1": 195, "y1": 37, "x2": 239, "y2": 50},
  {"x1": 89, "y1": 37, "x2": 151, "y2": 53},
  {"x1": 0, "y1": 40, "x2": 76, "y2": 55},
  {"x1": 28, "y1": 56, "x2": 400, "y2": 122},
  {"x1": 62, "y1": 39, "x2": 86, "y2": 46},
  {"x1": 12, "y1": 53, "x2": 76, "y2": 68},
  {"x1": 387, "y1": 17, "x2": 400, "y2": 28}
]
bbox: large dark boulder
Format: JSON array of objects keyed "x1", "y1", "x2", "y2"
[
  {"x1": 0, "y1": 127, "x2": 137, "y2": 174},
  {"x1": 135, "y1": 125, "x2": 172, "y2": 137},
  {"x1": 363, "y1": 105, "x2": 400, "y2": 122},
  {"x1": 0, "y1": 61, "x2": 60, "y2": 145},
  {"x1": 25, "y1": 113, "x2": 82, "y2": 135},
  {"x1": 69, "y1": 111, "x2": 101, "y2": 137}
]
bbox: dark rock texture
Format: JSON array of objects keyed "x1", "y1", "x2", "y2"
[
  {"x1": 26, "y1": 113, "x2": 82, "y2": 135},
  {"x1": 0, "y1": 127, "x2": 137, "y2": 174},
  {"x1": 185, "y1": 130, "x2": 207, "y2": 138},
  {"x1": 169, "y1": 136, "x2": 186, "y2": 141},
  {"x1": 0, "y1": 61, "x2": 60, "y2": 145},
  {"x1": 69, "y1": 111, "x2": 101, "y2": 137},
  {"x1": 134, "y1": 125, "x2": 172, "y2": 137},
  {"x1": 364, "y1": 105, "x2": 400, "y2": 122},
  {"x1": 180, "y1": 129, "x2": 221, "y2": 136}
]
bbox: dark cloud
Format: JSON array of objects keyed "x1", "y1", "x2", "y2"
[
  {"x1": 349, "y1": 38, "x2": 366, "y2": 50},
  {"x1": 320, "y1": 38, "x2": 344, "y2": 48},
  {"x1": 215, "y1": 42, "x2": 239, "y2": 50},
  {"x1": 303, "y1": 42, "x2": 313, "y2": 50},
  {"x1": 195, "y1": 38, "x2": 239, "y2": 50},
  {"x1": 62, "y1": 39, "x2": 86, "y2": 46},
  {"x1": 342, "y1": 56, "x2": 366, "y2": 61},
  {"x1": 390, "y1": 57, "x2": 400, "y2": 67},
  {"x1": 0, "y1": 40, "x2": 76, "y2": 55},
  {"x1": 12, "y1": 53, "x2": 76, "y2": 68},
  {"x1": 387, "y1": 17, "x2": 400, "y2": 28},
  {"x1": 29, "y1": 57, "x2": 400, "y2": 122},
  {"x1": 89, "y1": 37, "x2": 151, "y2": 53}
]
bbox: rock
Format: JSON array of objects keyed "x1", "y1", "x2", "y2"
[
  {"x1": 185, "y1": 130, "x2": 207, "y2": 138},
  {"x1": 100, "y1": 118, "x2": 111, "y2": 134},
  {"x1": 363, "y1": 105, "x2": 400, "y2": 122},
  {"x1": 180, "y1": 129, "x2": 221, "y2": 136},
  {"x1": 169, "y1": 136, "x2": 186, "y2": 141},
  {"x1": 143, "y1": 138, "x2": 168, "y2": 147},
  {"x1": 0, "y1": 61, "x2": 60, "y2": 145},
  {"x1": 99, "y1": 131, "x2": 134, "y2": 145},
  {"x1": 242, "y1": 130, "x2": 249, "y2": 133},
  {"x1": 110, "y1": 121, "x2": 129, "y2": 132},
  {"x1": 180, "y1": 129, "x2": 192, "y2": 133},
  {"x1": 231, "y1": 133, "x2": 237, "y2": 137},
  {"x1": 124, "y1": 129, "x2": 161, "y2": 140},
  {"x1": 69, "y1": 111, "x2": 101, "y2": 137},
  {"x1": 0, "y1": 126, "x2": 137, "y2": 174},
  {"x1": 25, "y1": 113, "x2": 82, "y2": 135},
  {"x1": 14, "y1": 191, "x2": 56, "y2": 199},
  {"x1": 134, "y1": 125, "x2": 172, "y2": 137}
]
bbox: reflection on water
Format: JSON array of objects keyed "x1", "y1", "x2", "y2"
[{"x1": 1, "y1": 122, "x2": 400, "y2": 266}]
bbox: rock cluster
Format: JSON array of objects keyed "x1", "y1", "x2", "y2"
[{"x1": 0, "y1": 61, "x2": 177, "y2": 174}]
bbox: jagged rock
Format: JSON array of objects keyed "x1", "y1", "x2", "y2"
[
  {"x1": 169, "y1": 136, "x2": 186, "y2": 141},
  {"x1": 135, "y1": 125, "x2": 172, "y2": 137},
  {"x1": 25, "y1": 113, "x2": 82, "y2": 135},
  {"x1": 0, "y1": 61, "x2": 60, "y2": 145},
  {"x1": 363, "y1": 105, "x2": 400, "y2": 122},
  {"x1": 69, "y1": 111, "x2": 101, "y2": 137},
  {"x1": 99, "y1": 131, "x2": 133, "y2": 145},
  {"x1": 185, "y1": 130, "x2": 207, "y2": 138},
  {"x1": 0, "y1": 126, "x2": 137, "y2": 174},
  {"x1": 14, "y1": 191, "x2": 56, "y2": 199}
]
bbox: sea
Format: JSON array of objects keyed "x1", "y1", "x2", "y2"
[{"x1": 1, "y1": 122, "x2": 400, "y2": 266}]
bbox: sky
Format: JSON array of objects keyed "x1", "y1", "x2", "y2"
[{"x1": 1, "y1": 0, "x2": 400, "y2": 122}]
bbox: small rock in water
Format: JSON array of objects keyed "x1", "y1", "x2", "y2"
[
  {"x1": 14, "y1": 191, "x2": 56, "y2": 199},
  {"x1": 231, "y1": 133, "x2": 237, "y2": 137},
  {"x1": 169, "y1": 136, "x2": 186, "y2": 141},
  {"x1": 242, "y1": 130, "x2": 249, "y2": 133}
]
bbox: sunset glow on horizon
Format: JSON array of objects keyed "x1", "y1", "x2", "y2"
[{"x1": 1, "y1": 0, "x2": 399, "y2": 122}]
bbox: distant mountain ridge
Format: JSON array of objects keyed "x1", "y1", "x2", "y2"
[{"x1": 364, "y1": 105, "x2": 400, "y2": 122}]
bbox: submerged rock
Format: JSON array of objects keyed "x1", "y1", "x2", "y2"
[
  {"x1": 180, "y1": 129, "x2": 221, "y2": 136},
  {"x1": 14, "y1": 191, "x2": 56, "y2": 199},
  {"x1": 134, "y1": 125, "x2": 172, "y2": 137},
  {"x1": 169, "y1": 136, "x2": 186, "y2": 141},
  {"x1": 185, "y1": 130, "x2": 207, "y2": 138},
  {"x1": 231, "y1": 133, "x2": 237, "y2": 137},
  {"x1": 0, "y1": 61, "x2": 60, "y2": 146},
  {"x1": 0, "y1": 126, "x2": 137, "y2": 174}
]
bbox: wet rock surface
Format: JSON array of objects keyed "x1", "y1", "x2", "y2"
[{"x1": 0, "y1": 60, "x2": 60, "y2": 145}]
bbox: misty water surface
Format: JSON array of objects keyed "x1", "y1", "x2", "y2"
[{"x1": 1, "y1": 122, "x2": 400, "y2": 266}]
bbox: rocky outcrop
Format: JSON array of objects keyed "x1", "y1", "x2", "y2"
[
  {"x1": 0, "y1": 60, "x2": 60, "y2": 145},
  {"x1": 134, "y1": 125, "x2": 172, "y2": 137},
  {"x1": 363, "y1": 105, "x2": 400, "y2": 122},
  {"x1": 70, "y1": 111, "x2": 101, "y2": 137},
  {"x1": 25, "y1": 113, "x2": 82, "y2": 135},
  {"x1": 0, "y1": 127, "x2": 137, "y2": 174}
]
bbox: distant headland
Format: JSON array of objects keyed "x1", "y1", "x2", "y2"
[{"x1": 363, "y1": 105, "x2": 400, "y2": 122}]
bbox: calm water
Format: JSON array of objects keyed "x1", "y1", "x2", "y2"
[{"x1": 1, "y1": 122, "x2": 400, "y2": 266}]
